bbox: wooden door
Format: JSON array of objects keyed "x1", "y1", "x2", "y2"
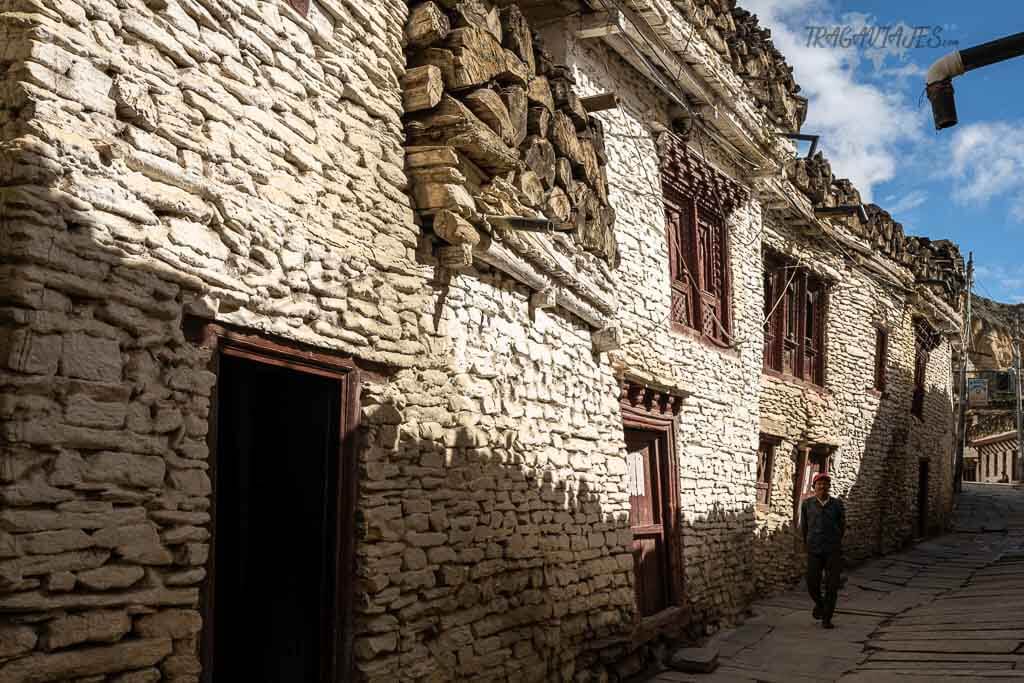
[
  {"x1": 626, "y1": 431, "x2": 671, "y2": 618},
  {"x1": 794, "y1": 447, "x2": 830, "y2": 522},
  {"x1": 917, "y1": 460, "x2": 929, "y2": 537}
]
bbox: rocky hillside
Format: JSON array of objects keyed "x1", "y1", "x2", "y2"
[{"x1": 969, "y1": 295, "x2": 1022, "y2": 371}]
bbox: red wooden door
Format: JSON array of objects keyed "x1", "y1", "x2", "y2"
[{"x1": 626, "y1": 431, "x2": 670, "y2": 617}]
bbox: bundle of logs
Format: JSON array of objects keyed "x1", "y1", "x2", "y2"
[
  {"x1": 401, "y1": 0, "x2": 618, "y2": 269},
  {"x1": 673, "y1": 0, "x2": 807, "y2": 132},
  {"x1": 785, "y1": 152, "x2": 965, "y2": 305}
]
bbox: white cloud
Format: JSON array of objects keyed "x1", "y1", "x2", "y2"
[
  {"x1": 741, "y1": 0, "x2": 925, "y2": 201},
  {"x1": 948, "y1": 121, "x2": 1024, "y2": 220},
  {"x1": 885, "y1": 190, "x2": 928, "y2": 215}
]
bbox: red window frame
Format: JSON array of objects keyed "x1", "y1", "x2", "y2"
[
  {"x1": 763, "y1": 254, "x2": 828, "y2": 386},
  {"x1": 663, "y1": 186, "x2": 732, "y2": 346}
]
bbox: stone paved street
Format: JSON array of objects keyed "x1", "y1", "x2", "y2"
[{"x1": 647, "y1": 483, "x2": 1024, "y2": 682}]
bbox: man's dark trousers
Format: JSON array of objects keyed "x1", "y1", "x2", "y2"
[{"x1": 807, "y1": 550, "x2": 842, "y2": 621}]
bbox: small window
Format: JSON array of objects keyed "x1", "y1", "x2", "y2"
[
  {"x1": 874, "y1": 328, "x2": 888, "y2": 392},
  {"x1": 756, "y1": 437, "x2": 777, "y2": 510}
]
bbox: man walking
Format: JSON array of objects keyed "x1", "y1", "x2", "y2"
[{"x1": 800, "y1": 472, "x2": 845, "y2": 629}]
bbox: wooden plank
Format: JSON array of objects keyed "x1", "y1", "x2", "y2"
[
  {"x1": 405, "y1": 1, "x2": 450, "y2": 47},
  {"x1": 580, "y1": 93, "x2": 619, "y2": 112},
  {"x1": 432, "y1": 209, "x2": 480, "y2": 245},
  {"x1": 401, "y1": 65, "x2": 444, "y2": 112},
  {"x1": 463, "y1": 88, "x2": 515, "y2": 144},
  {"x1": 576, "y1": 10, "x2": 621, "y2": 39}
]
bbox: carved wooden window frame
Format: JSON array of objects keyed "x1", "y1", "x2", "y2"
[
  {"x1": 663, "y1": 187, "x2": 732, "y2": 345},
  {"x1": 763, "y1": 253, "x2": 828, "y2": 387},
  {"x1": 657, "y1": 134, "x2": 746, "y2": 349},
  {"x1": 912, "y1": 319, "x2": 940, "y2": 418}
]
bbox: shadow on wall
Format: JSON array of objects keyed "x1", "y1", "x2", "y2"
[
  {"x1": 355, "y1": 416, "x2": 643, "y2": 681},
  {"x1": 677, "y1": 505, "x2": 757, "y2": 634},
  {"x1": 751, "y1": 366, "x2": 957, "y2": 596}
]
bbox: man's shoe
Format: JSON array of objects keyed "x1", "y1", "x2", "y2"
[
  {"x1": 822, "y1": 620, "x2": 834, "y2": 629},
  {"x1": 812, "y1": 605, "x2": 823, "y2": 620}
]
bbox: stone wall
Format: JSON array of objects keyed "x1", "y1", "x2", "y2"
[
  {"x1": 353, "y1": 263, "x2": 640, "y2": 681},
  {"x1": 0, "y1": 0, "x2": 652, "y2": 679},
  {"x1": 0, "y1": 0, "x2": 445, "y2": 678}
]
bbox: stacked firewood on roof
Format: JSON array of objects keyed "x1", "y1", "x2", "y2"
[
  {"x1": 785, "y1": 153, "x2": 965, "y2": 305},
  {"x1": 672, "y1": 0, "x2": 807, "y2": 132},
  {"x1": 401, "y1": 0, "x2": 618, "y2": 269}
]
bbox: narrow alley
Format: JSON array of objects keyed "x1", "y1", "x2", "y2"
[
  {"x1": 1, "y1": 0, "x2": 1023, "y2": 679},
  {"x1": 648, "y1": 483, "x2": 1024, "y2": 682}
]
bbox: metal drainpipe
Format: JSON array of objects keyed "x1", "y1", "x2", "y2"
[{"x1": 926, "y1": 32, "x2": 1024, "y2": 129}]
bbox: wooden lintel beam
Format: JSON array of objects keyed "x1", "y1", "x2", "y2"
[
  {"x1": 576, "y1": 10, "x2": 621, "y2": 39},
  {"x1": 531, "y1": 287, "x2": 556, "y2": 310},
  {"x1": 580, "y1": 93, "x2": 619, "y2": 113},
  {"x1": 592, "y1": 325, "x2": 622, "y2": 353}
]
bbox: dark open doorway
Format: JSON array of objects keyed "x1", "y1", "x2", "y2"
[
  {"x1": 214, "y1": 355, "x2": 339, "y2": 681},
  {"x1": 194, "y1": 322, "x2": 360, "y2": 683},
  {"x1": 917, "y1": 459, "x2": 930, "y2": 538}
]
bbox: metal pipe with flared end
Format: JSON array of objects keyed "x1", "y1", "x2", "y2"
[{"x1": 926, "y1": 32, "x2": 1024, "y2": 130}]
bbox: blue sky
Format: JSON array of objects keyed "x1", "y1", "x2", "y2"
[{"x1": 741, "y1": 0, "x2": 1024, "y2": 302}]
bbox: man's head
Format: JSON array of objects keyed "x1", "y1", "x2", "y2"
[{"x1": 812, "y1": 472, "x2": 831, "y2": 497}]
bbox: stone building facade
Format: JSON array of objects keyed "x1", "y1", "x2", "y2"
[
  {"x1": 0, "y1": 0, "x2": 964, "y2": 682},
  {"x1": 754, "y1": 197, "x2": 964, "y2": 592}
]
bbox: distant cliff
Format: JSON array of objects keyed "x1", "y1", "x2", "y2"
[{"x1": 969, "y1": 295, "x2": 1022, "y2": 371}]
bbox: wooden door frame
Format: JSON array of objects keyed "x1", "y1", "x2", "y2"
[
  {"x1": 186, "y1": 319, "x2": 362, "y2": 683},
  {"x1": 620, "y1": 382, "x2": 684, "y2": 622},
  {"x1": 917, "y1": 458, "x2": 930, "y2": 538},
  {"x1": 794, "y1": 444, "x2": 834, "y2": 522}
]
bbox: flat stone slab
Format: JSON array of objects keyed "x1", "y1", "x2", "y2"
[
  {"x1": 874, "y1": 629, "x2": 1024, "y2": 641},
  {"x1": 867, "y1": 639, "x2": 1023, "y2": 654},
  {"x1": 668, "y1": 646, "x2": 719, "y2": 673}
]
